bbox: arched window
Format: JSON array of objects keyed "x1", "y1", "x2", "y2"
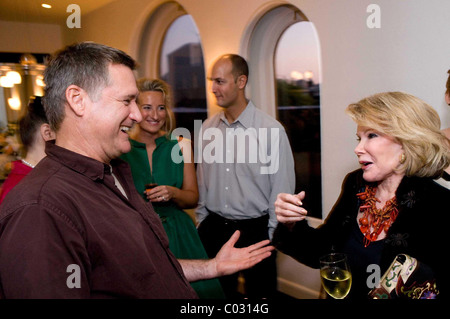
[
  {"x1": 242, "y1": 5, "x2": 322, "y2": 218},
  {"x1": 135, "y1": 3, "x2": 207, "y2": 136}
]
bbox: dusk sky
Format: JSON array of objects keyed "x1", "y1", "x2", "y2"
[{"x1": 275, "y1": 21, "x2": 321, "y2": 84}]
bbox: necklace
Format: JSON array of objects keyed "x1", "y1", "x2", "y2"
[
  {"x1": 21, "y1": 159, "x2": 35, "y2": 168},
  {"x1": 356, "y1": 185, "x2": 398, "y2": 247}
]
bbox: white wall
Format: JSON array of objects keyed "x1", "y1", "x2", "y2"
[
  {"x1": 0, "y1": 20, "x2": 62, "y2": 53},
  {"x1": 288, "y1": 0, "x2": 450, "y2": 213},
  {"x1": 2, "y1": 0, "x2": 449, "y2": 298}
]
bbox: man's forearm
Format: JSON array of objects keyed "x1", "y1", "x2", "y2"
[
  {"x1": 178, "y1": 231, "x2": 274, "y2": 283},
  {"x1": 178, "y1": 258, "x2": 218, "y2": 282}
]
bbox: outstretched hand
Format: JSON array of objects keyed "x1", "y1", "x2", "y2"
[
  {"x1": 274, "y1": 191, "x2": 308, "y2": 224},
  {"x1": 213, "y1": 230, "x2": 274, "y2": 277}
]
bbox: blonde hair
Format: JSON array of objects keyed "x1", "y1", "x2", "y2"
[
  {"x1": 346, "y1": 91, "x2": 450, "y2": 178},
  {"x1": 136, "y1": 78, "x2": 175, "y2": 135}
]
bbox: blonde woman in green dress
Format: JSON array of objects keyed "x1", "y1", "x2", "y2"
[{"x1": 121, "y1": 78, "x2": 224, "y2": 298}]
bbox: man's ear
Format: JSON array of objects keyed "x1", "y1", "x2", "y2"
[
  {"x1": 237, "y1": 75, "x2": 248, "y2": 90},
  {"x1": 40, "y1": 123, "x2": 55, "y2": 142},
  {"x1": 65, "y1": 85, "x2": 86, "y2": 116},
  {"x1": 445, "y1": 92, "x2": 450, "y2": 105}
]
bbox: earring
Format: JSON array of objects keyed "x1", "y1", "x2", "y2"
[{"x1": 400, "y1": 153, "x2": 406, "y2": 164}]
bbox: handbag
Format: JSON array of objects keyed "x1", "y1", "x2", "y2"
[{"x1": 368, "y1": 254, "x2": 439, "y2": 299}]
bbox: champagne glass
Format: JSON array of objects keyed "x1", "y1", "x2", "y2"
[{"x1": 319, "y1": 253, "x2": 352, "y2": 299}]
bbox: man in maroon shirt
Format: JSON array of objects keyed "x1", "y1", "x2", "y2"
[{"x1": 0, "y1": 42, "x2": 273, "y2": 298}]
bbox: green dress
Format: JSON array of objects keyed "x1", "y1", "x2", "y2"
[{"x1": 121, "y1": 137, "x2": 225, "y2": 299}]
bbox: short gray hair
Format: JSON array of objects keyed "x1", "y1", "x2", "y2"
[{"x1": 43, "y1": 42, "x2": 136, "y2": 131}]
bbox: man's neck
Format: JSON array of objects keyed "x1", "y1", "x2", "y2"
[
  {"x1": 55, "y1": 125, "x2": 110, "y2": 164},
  {"x1": 224, "y1": 99, "x2": 249, "y2": 123}
]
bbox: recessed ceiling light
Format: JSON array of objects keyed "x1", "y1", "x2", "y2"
[{"x1": 41, "y1": 4, "x2": 52, "y2": 9}]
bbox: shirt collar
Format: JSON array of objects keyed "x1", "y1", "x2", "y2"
[
  {"x1": 155, "y1": 135, "x2": 170, "y2": 146},
  {"x1": 129, "y1": 138, "x2": 146, "y2": 149},
  {"x1": 44, "y1": 141, "x2": 125, "y2": 181},
  {"x1": 129, "y1": 135, "x2": 169, "y2": 149},
  {"x1": 219, "y1": 101, "x2": 255, "y2": 129}
]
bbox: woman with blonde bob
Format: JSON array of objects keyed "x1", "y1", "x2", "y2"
[{"x1": 273, "y1": 92, "x2": 449, "y2": 299}]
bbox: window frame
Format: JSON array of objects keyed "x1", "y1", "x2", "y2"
[
  {"x1": 135, "y1": 2, "x2": 187, "y2": 79},
  {"x1": 241, "y1": 4, "x2": 323, "y2": 222},
  {"x1": 241, "y1": 4, "x2": 309, "y2": 118}
]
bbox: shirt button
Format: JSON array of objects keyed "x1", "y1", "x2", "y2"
[
  {"x1": 225, "y1": 204, "x2": 228, "y2": 208},
  {"x1": 225, "y1": 187, "x2": 229, "y2": 190},
  {"x1": 226, "y1": 168, "x2": 230, "y2": 172}
]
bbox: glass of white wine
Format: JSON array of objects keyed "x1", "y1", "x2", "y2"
[{"x1": 319, "y1": 253, "x2": 352, "y2": 299}]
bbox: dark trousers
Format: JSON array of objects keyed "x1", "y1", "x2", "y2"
[{"x1": 198, "y1": 212, "x2": 277, "y2": 299}]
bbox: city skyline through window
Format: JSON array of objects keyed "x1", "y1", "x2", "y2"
[{"x1": 159, "y1": 14, "x2": 207, "y2": 135}]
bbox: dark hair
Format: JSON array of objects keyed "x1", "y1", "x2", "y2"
[
  {"x1": 43, "y1": 41, "x2": 137, "y2": 131},
  {"x1": 220, "y1": 54, "x2": 249, "y2": 81},
  {"x1": 19, "y1": 96, "x2": 48, "y2": 152}
]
